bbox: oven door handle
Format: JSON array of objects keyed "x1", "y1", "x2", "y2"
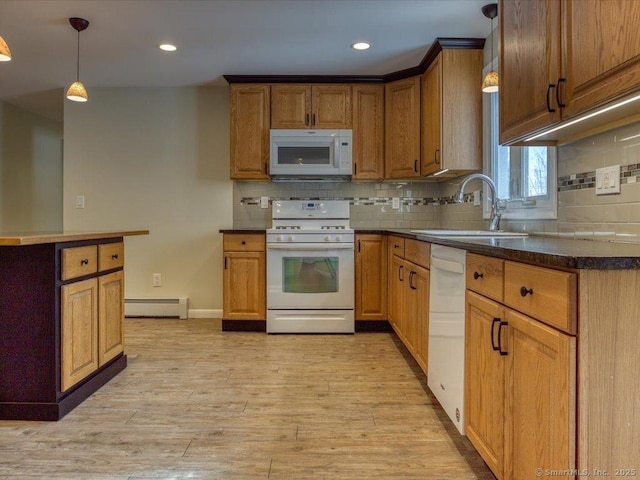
[{"x1": 267, "y1": 243, "x2": 354, "y2": 250}]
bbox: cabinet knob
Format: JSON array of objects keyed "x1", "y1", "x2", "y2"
[
  {"x1": 241, "y1": 241, "x2": 246, "y2": 245},
  {"x1": 111, "y1": 254, "x2": 119, "y2": 260},
  {"x1": 520, "y1": 286, "x2": 533, "y2": 297},
  {"x1": 80, "y1": 258, "x2": 89, "y2": 265},
  {"x1": 473, "y1": 271, "x2": 483, "y2": 280}
]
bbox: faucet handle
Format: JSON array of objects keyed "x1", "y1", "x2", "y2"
[{"x1": 496, "y1": 199, "x2": 507, "y2": 211}]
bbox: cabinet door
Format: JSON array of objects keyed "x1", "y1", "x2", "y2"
[
  {"x1": 355, "y1": 234, "x2": 387, "y2": 321},
  {"x1": 421, "y1": 54, "x2": 442, "y2": 176},
  {"x1": 465, "y1": 291, "x2": 506, "y2": 479},
  {"x1": 388, "y1": 253, "x2": 405, "y2": 332},
  {"x1": 230, "y1": 85, "x2": 271, "y2": 180},
  {"x1": 499, "y1": 0, "x2": 562, "y2": 144},
  {"x1": 504, "y1": 308, "x2": 576, "y2": 480},
  {"x1": 271, "y1": 85, "x2": 311, "y2": 128},
  {"x1": 98, "y1": 270, "x2": 124, "y2": 367},
  {"x1": 352, "y1": 84, "x2": 384, "y2": 180},
  {"x1": 312, "y1": 85, "x2": 352, "y2": 128},
  {"x1": 385, "y1": 77, "x2": 421, "y2": 178},
  {"x1": 223, "y1": 251, "x2": 266, "y2": 320},
  {"x1": 562, "y1": 0, "x2": 640, "y2": 120},
  {"x1": 405, "y1": 263, "x2": 429, "y2": 375},
  {"x1": 61, "y1": 278, "x2": 99, "y2": 392}
]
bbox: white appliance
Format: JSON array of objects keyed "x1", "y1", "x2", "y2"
[
  {"x1": 428, "y1": 244, "x2": 466, "y2": 434},
  {"x1": 269, "y1": 129, "x2": 352, "y2": 179},
  {"x1": 266, "y1": 200, "x2": 354, "y2": 333}
]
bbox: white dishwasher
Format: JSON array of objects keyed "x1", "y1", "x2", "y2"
[{"x1": 428, "y1": 244, "x2": 466, "y2": 435}]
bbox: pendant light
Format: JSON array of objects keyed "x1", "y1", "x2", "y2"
[
  {"x1": 481, "y1": 3, "x2": 499, "y2": 93},
  {"x1": 0, "y1": 36, "x2": 12, "y2": 61},
  {"x1": 66, "y1": 17, "x2": 89, "y2": 102}
]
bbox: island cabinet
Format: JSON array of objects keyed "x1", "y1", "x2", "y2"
[
  {"x1": 465, "y1": 253, "x2": 576, "y2": 479},
  {"x1": 500, "y1": 0, "x2": 640, "y2": 145},
  {"x1": 0, "y1": 236, "x2": 131, "y2": 421},
  {"x1": 271, "y1": 84, "x2": 352, "y2": 129},
  {"x1": 420, "y1": 48, "x2": 482, "y2": 178},
  {"x1": 354, "y1": 234, "x2": 387, "y2": 322},
  {"x1": 230, "y1": 84, "x2": 271, "y2": 180},
  {"x1": 387, "y1": 235, "x2": 430, "y2": 374},
  {"x1": 222, "y1": 233, "x2": 266, "y2": 331},
  {"x1": 385, "y1": 77, "x2": 421, "y2": 179}
]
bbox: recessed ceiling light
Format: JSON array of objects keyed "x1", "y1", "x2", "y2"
[
  {"x1": 158, "y1": 43, "x2": 177, "y2": 52},
  {"x1": 351, "y1": 42, "x2": 371, "y2": 51}
]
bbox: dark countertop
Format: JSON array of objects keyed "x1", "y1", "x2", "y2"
[{"x1": 221, "y1": 228, "x2": 640, "y2": 270}]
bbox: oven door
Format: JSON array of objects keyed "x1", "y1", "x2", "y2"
[{"x1": 267, "y1": 242, "x2": 354, "y2": 309}]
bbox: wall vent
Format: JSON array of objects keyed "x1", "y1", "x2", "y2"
[{"x1": 125, "y1": 297, "x2": 188, "y2": 319}]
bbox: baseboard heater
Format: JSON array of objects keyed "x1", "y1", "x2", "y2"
[{"x1": 125, "y1": 297, "x2": 188, "y2": 319}]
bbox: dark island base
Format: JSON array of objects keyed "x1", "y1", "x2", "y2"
[
  {"x1": 0, "y1": 355, "x2": 127, "y2": 421},
  {"x1": 222, "y1": 319, "x2": 392, "y2": 333}
]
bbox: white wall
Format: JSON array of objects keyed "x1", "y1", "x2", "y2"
[
  {"x1": 0, "y1": 101, "x2": 63, "y2": 231},
  {"x1": 63, "y1": 87, "x2": 233, "y2": 316}
]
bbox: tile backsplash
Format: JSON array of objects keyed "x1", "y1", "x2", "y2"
[{"x1": 233, "y1": 120, "x2": 640, "y2": 241}]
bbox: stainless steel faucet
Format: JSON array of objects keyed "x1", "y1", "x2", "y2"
[{"x1": 455, "y1": 173, "x2": 506, "y2": 231}]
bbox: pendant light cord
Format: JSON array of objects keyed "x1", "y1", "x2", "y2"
[{"x1": 76, "y1": 29, "x2": 80, "y2": 81}]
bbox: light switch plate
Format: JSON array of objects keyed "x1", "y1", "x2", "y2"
[
  {"x1": 260, "y1": 196, "x2": 269, "y2": 208},
  {"x1": 595, "y1": 165, "x2": 621, "y2": 195},
  {"x1": 392, "y1": 197, "x2": 400, "y2": 209},
  {"x1": 75, "y1": 195, "x2": 85, "y2": 209}
]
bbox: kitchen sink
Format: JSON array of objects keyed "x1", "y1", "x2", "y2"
[{"x1": 411, "y1": 229, "x2": 528, "y2": 238}]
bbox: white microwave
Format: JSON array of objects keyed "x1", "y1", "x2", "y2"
[{"x1": 270, "y1": 129, "x2": 352, "y2": 179}]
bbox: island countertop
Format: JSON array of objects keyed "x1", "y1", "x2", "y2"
[{"x1": 0, "y1": 230, "x2": 149, "y2": 246}]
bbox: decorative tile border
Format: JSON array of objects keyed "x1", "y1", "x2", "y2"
[
  {"x1": 240, "y1": 193, "x2": 476, "y2": 207},
  {"x1": 558, "y1": 163, "x2": 640, "y2": 192}
]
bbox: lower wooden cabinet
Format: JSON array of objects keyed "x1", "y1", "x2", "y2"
[
  {"x1": 98, "y1": 270, "x2": 125, "y2": 366},
  {"x1": 222, "y1": 233, "x2": 266, "y2": 322},
  {"x1": 355, "y1": 234, "x2": 387, "y2": 321},
  {"x1": 466, "y1": 268, "x2": 576, "y2": 480}
]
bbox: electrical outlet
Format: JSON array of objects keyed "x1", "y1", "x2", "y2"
[
  {"x1": 75, "y1": 195, "x2": 85, "y2": 209},
  {"x1": 152, "y1": 273, "x2": 162, "y2": 287},
  {"x1": 595, "y1": 165, "x2": 621, "y2": 195},
  {"x1": 392, "y1": 197, "x2": 400, "y2": 209},
  {"x1": 260, "y1": 196, "x2": 269, "y2": 208},
  {"x1": 405, "y1": 190, "x2": 412, "y2": 198},
  {"x1": 473, "y1": 190, "x2": 481, "y2": 206}
]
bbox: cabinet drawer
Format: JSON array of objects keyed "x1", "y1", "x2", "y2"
[
  {"x1": 405, "y1": 239, "x2": 430, "y2": 268},
  {"x1": 99, "y1": 242, "x2": 124, "y2": 272},
  {"x1": 388, "y1": 236, "x2": 405, "y2": 257},
  {"x1": 504, "y1": 261, "x2": 576, "y2": 334},
  {"x1": 466, "y1": 253, "x2": 504, "y2": 302},
  {"x1": 61, "y1": 245, "x2": 98, "y2": 281},
  {"x1": 223, "y1": 234, "x2": 265, "y2": 252}
]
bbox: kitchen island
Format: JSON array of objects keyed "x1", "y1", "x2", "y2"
[{"x1": 0, "y1": 230, "x2": 148, "y2": 420}]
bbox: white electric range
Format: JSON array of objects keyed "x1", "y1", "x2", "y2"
[{"x1": 266, "y1": 200, "x2": 354, "y2": 333}]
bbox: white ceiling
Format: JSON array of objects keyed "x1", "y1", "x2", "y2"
[{"x1": 0, "y1": 0, "x2": 490, "y2": 120}]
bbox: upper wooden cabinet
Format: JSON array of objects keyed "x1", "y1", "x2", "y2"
[
  {"x1": 230, "y1": 85, "x2": 270, "y2": 180},
  {"x1": 500, "y1": 0, "x2": 640, "y2": 144},
  {"x1": 271, "y1": 84, "x2": 352, "y2": 129},
  {"x1": 352, "y1": 84, "x2": 384, "y2": 181},
  {"x1": 385, "y1": 77, "x2": 421, "y2": 179},
  {"x1": 421, "y1": 49, "x2": 482, "y2": 177}
]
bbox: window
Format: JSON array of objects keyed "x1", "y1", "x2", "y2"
[{"x1": 484, "y1": 70, "x2": 557, "y2": 220}]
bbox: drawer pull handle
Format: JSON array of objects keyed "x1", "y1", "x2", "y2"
[
  {"x1": 409, "y1": 271, "x2": 417, "y2": 290},
  {"x1": 491, "y1": 318, "x2": 500, "y2": 351},
  {"x1": 520, "y1": 286, "x2": 533, "y2": 297},
  {"x1": 80, "y1": 258, "x2": 89, "y2": 265},
  {"x1": 394, "y1": 244, "x2": 400, "y2": 249},
  {"x1": 498, "y1": 321, "x2": 509, "y2": 356},
  {"x1": 241, "y1": 241, "x2": 246, "y2": 245},
  {"x1": 111, "y1": 254, "x2": 119, "y2": 259},
  {"x1": 398, "y1": 265, "x2": 404, "y2": 282},
  {"x1": 473, "y1": 271, "x2": 483, "y2": 280}
]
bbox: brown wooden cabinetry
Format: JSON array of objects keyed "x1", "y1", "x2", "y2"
[
  {"x1": 222, "y1": 233, "x2": 266, "y2": 323},
  {"x1": 421, "y1": 49, "x2": 482, "y2": 177},
  {"x1": 355, "y1": 234, "x2": 387, "y2": 321},
  {"x1": 271, "y1": 84, "x2": 352, "y2": 129},
  {"x1": 465, "y1": 253, "x2": 576, "y2": 479},
  {"x1": 352, "y1": 84, "x2": 384, "y2": 180},
  {"x1": 98, "y1": 270, "x2": 125, "y2": 367},
  {"x1": 385, "y1": 77, "x2": 421, "y2": 179},
  {"x1": 230, "y1": 85, "x2": 271, "y2": 180},
  {"x1": 387, "y1": 236, "x2": 430, "y2": 374},
  {"x1": 500, "y1": 0, "x2": 640, "y2": 144}
]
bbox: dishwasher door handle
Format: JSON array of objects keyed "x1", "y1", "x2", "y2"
[{"x1": 431, "y1": 256, "x2": 464, "y2": 274}]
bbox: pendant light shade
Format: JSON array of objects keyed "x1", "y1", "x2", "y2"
[
  {"x1": 67, "y1": 17, "x2": 89, "y2": 102},
  {"x1": 481, "y1": 3, "x2": 498, "y2": 93},
  {"x1": 0, "y1": 35, "x2": 12, "y2": 61}
]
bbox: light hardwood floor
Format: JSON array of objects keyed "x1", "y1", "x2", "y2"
[{"x1": 0, "y1": 319, "x2": 495, "y2": 480}]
